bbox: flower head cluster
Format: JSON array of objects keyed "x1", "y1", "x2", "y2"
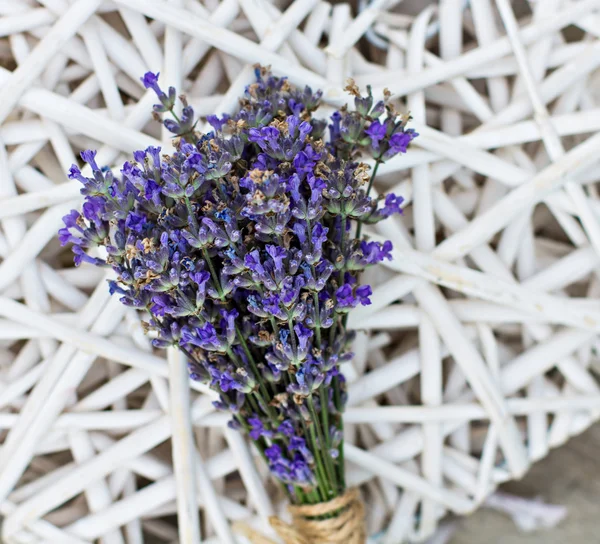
[
  {"x1": 60, "y1": 67, "x2": 416, "y2": 502},
  {"x1": 330, "y1": 80, "x2": 418, "y2": 161}
]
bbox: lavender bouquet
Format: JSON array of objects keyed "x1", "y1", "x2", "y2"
[{"x1": 60, "y1": 67, "x2": 416, "y2": 541}]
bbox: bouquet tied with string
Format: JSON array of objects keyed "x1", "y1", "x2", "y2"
[{"x1": 59, "y1": 67, "x2": 417, "y2": 543}]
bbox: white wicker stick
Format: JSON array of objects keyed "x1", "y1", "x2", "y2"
[
  {"x1": 382, "y1": 491, "x2": 420, "y2": 544},
  {"x1": 0, "y1": 498, "x2": 92, "y2": 544},
  {"x1": 81, "y1": 19, "x2": 125, "y2": 121},
  {"x1": 433, "y1": 129, "x2": 600, "y2": 261},
  {"x1": 261, "y1": 0, "x2": 320, "y2": 52},
  {"x1": 68, "y1": 430, "x2": 125, "y2": 544},
  {"x1": 0, "y1": 1, "x2": 599, "y2": 541},
  {"x1": 118, "y1": 6, "x2": 163, "y2": 72},
  {"x1": 122, "y1": 474, "x2": 144, "y2": 544},
  {"x1": 191, "y1": 449, "x2": 236, "y2": 544},
  {"x1": 418, "y1": 315, "x2": 442, "y2": 540},
  {"x1": 345, "y1": 444, "x2": 474, "y2": 513},
  {"x1": 495, "y1": 0, "x2": 600, "y2": 263},
  {"x1": 113, "y1": 0, "x2": 338, "y2": 100},
  {"x1": 0, "y1": 9, "x2": 56, "y2": 37},
  {"x1": 408, "y1": 6, "x2": 435, "y2": 254},
  {"x1": 413, "y1": 280, "x2": 530, "y2": 477},
  {"x1": 18, "y1": 86, "x2": 161, "y2": 152},
  {"x1": 224, "y1": 427, "x2": 275, "y2": 526},
  {"x1": 328, "y1": 0, "x2": 390, "y2": 59},
  {"x1": 0, "y1": 410, "x2": 166, "y2": 432},
  {"x1": 0, "y1": 0, "x2": 103, "y2": 124},
  {"x1": 162, "y1": 0, "x2": 184, "y2": 147},
  {"x1": 2, "y1": 413, "x2": 184, "y2": 539},
  {"x1": 487, "y1": 41, "x2": 600, "y2": 129},
  {"x1": 469, "y1": 0, "x2": 509, "y2": 112},
  {"x1": 204, "y1": 0, "x2": 323, "y2": 129},
  {"x1": 94, "y1": 19, "x2": 149, "y2": 86},
  {"x1": 61, "y1": 453, "x2": 241, "y2": 540},
  {"x1": 327, "y1": 3, "x2": 350, "y2": 86},
  {"x1": 167, "y1": 348, "x2": 202, "y2": 544},
  {"x1": 261, "y1": 2, "x2": 327, "y2": 75},
  {"x1": 367, "y1": 0, "x2": 600, "y2": 93},
  {"x1": 182, "y1": 0, "x2": 240, "y2": 78},
  {"x1": 0, "y1": 297, "x2": 123, "y2": 512}
]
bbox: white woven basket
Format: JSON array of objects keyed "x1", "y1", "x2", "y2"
[{"x1": 0, "y1": 0, "x2": 599, "y2": 542}]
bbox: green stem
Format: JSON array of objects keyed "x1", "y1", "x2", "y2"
[
  {"x1": 366, "y1": 158, "x2": 382, "y2": 197},
  {"x1": 305, "y1": 217, "x2": 323, "y2": 349},
  {"x1": 169, "y1": 109, "x2": 181, "y2": 124},
  {"x1": 270, "y1": 316, "x2": 280, "y2": 336},
  {"x1": 318, "y1": 385, "x2": 336, "y2": 491},
  {"x1": 300, "y1": 418, "x2": 328, "y2": 502},
  {"x1": 319, "y1": 386, "x2": 331, "y2": 449},
  {"x1": 308, "y1": 396, "x2": 338, "y2": 497},
  {"x1": 337, "y1": 438, "x2": 345, "y2": 488},
  {"x1": 328, "y1": 213, "x2": 349, "y2": 350},
  {"x1": 225, "y1": 345, "x2": 274, "y2": 419},
  {"x1": 355, "y1": 158, "x2": 382, "y2": 240},
  {"x1": 312, "y1": 292, "x2": 322, "y2": 347},
  {"x1": 238, "y1": 419, "x2": 293, "y2": 501},
  {"x1": 333, "y1": 378, "x2": 346, "y2": 488},
  {"x1": 184, "y1": 196, "x2": 198, "y2": 230},
  {"x1": 287, "y1": 318, "x2": 297, "y2": 353},
  {"x1": 202, "y1": 248, "x2": 223, "y2": 299},
  {"x1": 234, "y1": 325, "x2": 276, "y2": 412},
  {"x1": 246, "y1": 392, "x2": 262, "y2": 415},
  {"x1": 302, "y1": 485, "x2": 321, "y2": 505}
]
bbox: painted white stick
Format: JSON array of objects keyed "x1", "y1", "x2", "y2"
[
  {"x1": 419, "y1": 315, "x2": 442, "y2": 539},
  {"x1": 224, "y1": 426, "x2": 275, "y2": 526},
  {"x1": 0, "y1": 9, "x2": 56, "y2": 37},
  {"x1": 81, "y1": 18, "x2": 125, "y2": 121},
  {"x1": 495, "y1": 0, "x2": 600, "y2": 266},
  {"x1": 345, "y1": 444, "x2": 474, "y2": 513},
  {"x1": 367, "y1": 0, "x2": 600, "y2": 94},
  {"x1": 113, "y1": 0, "x2": 341, "y2": 102},
  {"x1": 167, "y1": 348, "x2": 201, "y2": 544},
  {"x1": 260, "y1": 0, "x2": 320, "y2": 52},
  {"x1": 0, "y1": 291, "x2": 117, "y2": 504},
  {"x1": 0, "y1": 0, "x2": 103, "y2": 124},
  {"x1": 1, "y1": 1, "x2": 599, "y2": 541},
  {"x1": 68, "y1": 430, "x2": 125, "y2": 544},
  {"x1": 413, "y1": 281, "x2": 529, "y2": 477},
  {"x1": 118, "y1": 6, "x2": 163, "y2": 72}
]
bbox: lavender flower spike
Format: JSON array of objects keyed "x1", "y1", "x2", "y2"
[{"x1": 60, "y1": 68, "x2": 416, "y2": 505}]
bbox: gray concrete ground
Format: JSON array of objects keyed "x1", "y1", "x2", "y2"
[{"x1": 450, "y1": 423, "x2": 600, "y2": 543}]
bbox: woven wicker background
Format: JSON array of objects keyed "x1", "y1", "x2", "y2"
[{"x1": 0, "y1": 0, "x2": 599, "y2": 543}]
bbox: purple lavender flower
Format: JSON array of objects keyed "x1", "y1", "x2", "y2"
[
  {"x1": 356, "y1": 285, "x2": 372, "y2": 305},
  {"x1": 141, "y1": 71, "x2": 162, "y2": 96},
  {"x1": 361, "y1": 240, "x2": 393, "y2": 264},
  {"x1": 59, "y1": 68, "x2": 416, "y2": 502},
  {"x1": 385, "y1": 130, "x2": 417, "y2": 157},
  {"x1": 265, "y1": 443, "x2": 283, "y2": 462},
  {"x1": 380, "y1": 193, "x2": 405, "y2": 218},
  {"x1": 141, "y1": 71, "x2": 177, "y2": 114},
  {"x1": 278, "y1": 420, "x2": 295, "y2": 437},
  {"x1": 249, "y1": 416, "x2": 273, "y2": 440},
  {"x1": 335, "y1": 284, "x2": 356, "y2": 308},
  {"x1": 365, "y1": 120, "x2": 387, "y2": 149},
  {"x1": 80, "y1": 149, "x2": 99, "y2": 171}
]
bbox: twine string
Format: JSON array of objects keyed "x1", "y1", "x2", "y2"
[{"x1": 233, "y1": 488, "x2": 365, "y2": 544}]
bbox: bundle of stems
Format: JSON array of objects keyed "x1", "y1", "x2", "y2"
[{"x1": 59, "y1": 66, "x2": 417, "y2": 509}]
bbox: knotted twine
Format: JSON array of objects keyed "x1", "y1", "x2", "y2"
[{"x1": 233, "y1": 488, "x2": 366, "y2": 544}]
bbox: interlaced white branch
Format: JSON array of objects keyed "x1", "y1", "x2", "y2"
[{"x1": 0, "y1": 0, "x2": 599, "y2": 543}]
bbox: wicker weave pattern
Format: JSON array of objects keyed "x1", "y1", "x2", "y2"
[{"x1": 0, "y1": 1, "x2": 599, "y2": 543}]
